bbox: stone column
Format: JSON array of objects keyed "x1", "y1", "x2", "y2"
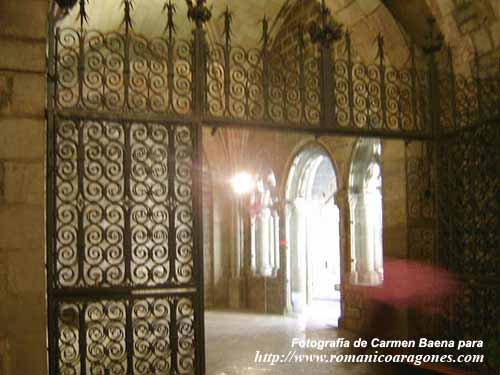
[
  {"x1": 291, "y1": 199, "x2": 307, "y2": 312},
  {"x1": 334, "y1": 189, "x2": 352, "y2": 328},
  {"x1": 272, "y1": 210, "x2": 280, "y2": 274}
]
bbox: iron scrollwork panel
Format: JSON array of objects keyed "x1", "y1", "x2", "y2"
[
  {"x1": 55, "y1": 28, "x2": 192, "y2": 115},
  {"x1": 52, "y1": 117, "x2": 200, "y2": 374},
  {"x1": 437, "y1": 122, "x2": 499, "y2": 370},
  {"x1": 57, "y1": 296, "x2": 195, "y2": 375},
  {"x1": 55, "y1": 119, "x2": 194, "y2": 288}
]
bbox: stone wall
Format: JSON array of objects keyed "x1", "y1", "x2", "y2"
[{"x1": 0, "y1": 0, "x2": 49, "y2": 374}]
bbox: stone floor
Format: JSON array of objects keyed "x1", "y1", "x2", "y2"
[{"x1": 205, "y1": 309, "x2": 430, "y2": 375}]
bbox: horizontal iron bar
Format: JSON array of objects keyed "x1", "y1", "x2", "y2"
[
  {"x1": 454, "y1": 275, "x2": 500, "y2": 288},
  {"x1": 438, "y1": 115, "x2": 500, "y2": 140},
  {"x1": 54, "y1": 109, "x2": 433, "y2": 140},
  {"x1": 55, "y1": 109, "x2": 197, "y2": 125},
  {"x1": 52, "y1": 285, "x2": 197, "y2": 300},
  {"x1": 203, "y1": 117, "x2": 433, "y2": 140}
]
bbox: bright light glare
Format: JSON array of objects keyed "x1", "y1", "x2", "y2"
[{"x1": 231, "y1": 172, "x2": 255, "y2": 195}]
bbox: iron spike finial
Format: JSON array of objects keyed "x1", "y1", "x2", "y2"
[
  {"x1": 186, "y1": 0, "x2": 212, "y2": 28},
  {"x1": 56, "y1": 0, "x2": 78, "y2": 12},
  {"x1": 308, "y1": 0, "x2": 343, "y2": 47},
  {"x1": 163, "y1": 0, "x2": 176, "y2": 40},
  {"x1": 376, "y1": 33, "x2": 385, "y2": 64},
  {"x1": 222, "y1": 6, "x2": 233, "y2": 47},
  {"x1": 422, "y1": 16, "x2": 443, "y2": 55},
  {"x1": 122, "y1": 0, "x2": 134, "y2": 35},
  {"x1": 78, "y1": 0, "x2": 89, "y2": 31},
  {"x1": 344, "y1": 29, "x2": 351, "y2": 53},
  {"x1": 260, "y1": 16, "x2": 269, "y2": 49}
]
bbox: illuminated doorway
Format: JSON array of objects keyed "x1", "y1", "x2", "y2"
[{"x1": 285, "y1": 145, "x2": 341, "y2": 326}]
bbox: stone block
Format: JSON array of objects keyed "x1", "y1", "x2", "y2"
[
  {"x1": 0, "y1": 39, "x2": 46, "y2": 72},
  {"x1": 0, "y1": 337, "x2": 10, "y2": 375},
  {"x1": 5, "y1": 292, "x2": 46, "y2": 337},
  {"x1": 0, "y1": 118, "x2": 44, "y2": 160},
  {"x1": 3, "y1": 162, "x2": 44, "y2": 205},
  {"x1": 10, "y1": 73, "x2": 45, "y2": 116},
  {"x1": 382, "y1": 139, "x2": 405, "y2": 159},
  {"x1": 383, "y1": 201, "x2": 407, "y2": 226},
  {"x1": 8, "y1": 331, "x2": 46, "y2": 375},
  {"x1": 382, "y1": 178, "x2": 406, "y2": 200},
  {"x1": 0, "y1": 0, "x2": 48, "y2": 40},
  {"x1": 0, "y1": 161, "x2": 4, "y2": 203},
  {"x1": 0, "y1": 205, "x2": 44, "y2": 250},
  {"x1": 5, "y1": 250, "x2": 45, "y2": 294},
  {"x1": 382, "y1": 159, "x2": 406, "y2": 177}
]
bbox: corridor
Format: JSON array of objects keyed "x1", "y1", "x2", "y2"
[{"x1": 205, "y1": 310, "x2": 423, "y2": 375}]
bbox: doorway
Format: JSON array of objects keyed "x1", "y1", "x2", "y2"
[{"x1": 285, "y1": 145, "x2": 341, "y2": 326}]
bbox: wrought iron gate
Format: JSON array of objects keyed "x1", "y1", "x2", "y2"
[
  {"x1": 46, "y1": 2, "x2": 207, "y2": 374},
  {"x1": 47, "y1": 116, "x2": 203, "y2": 374},
  {"x1": 46, "y1": 0, "x2": 500, "y2": 374}
]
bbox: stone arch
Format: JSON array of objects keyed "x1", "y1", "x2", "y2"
[
  {"x1": 269, "y1": 0, "x2": 412, "y2": 67},
  {"x1": 284, "y1": 141, "x2": 342, "y2": 320}
]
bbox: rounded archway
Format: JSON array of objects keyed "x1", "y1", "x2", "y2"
[{"x1": 285, "y1": 144, "x2": 341, "y2": 325}]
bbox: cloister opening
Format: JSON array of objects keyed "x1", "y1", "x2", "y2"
[{"x1": 285, "y1": 144, "x2": 341, "y2": 326}]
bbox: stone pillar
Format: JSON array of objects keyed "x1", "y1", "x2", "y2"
[
  {"x1": 335, "y1": 188, "x2": 359, "y2": 329},
  {"x1": 290, "y1": 199, "x2": 307, "y2": 312},
  {"x1": 272, "y1": 210, "x2": 280, "y2": 274},
  {"x1": 0, "y1": 1, "x2": 48, "y2": 374},
  {"x1": 259, "y1": 208, "x2": 273, "y2": 276}
]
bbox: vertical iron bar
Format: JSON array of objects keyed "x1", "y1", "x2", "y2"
[
  {"x1": 223, "y1": 7, "x2": 231, "y2": 116},
  {"x1": 298, "y1": 26, "x2": 306, "y2": 124},
  {"x1": 169, "y1": 297, "x2": 178, "y2": 375},
  {"x1": 346, "y1": 31, "x2": 354, "y2": 129},
  {"x1": 124, "y1": 34, "x2": 130, "y2": 110},
  {"x1": 167, "y1": 126, "x2": 176, "y2": 284},
  {"x1": 165, "y1": 0, "x2": 176, "y2": 112},
  {"x1": 123, "y1": 122, "x2": 132, "y2": 284},
  {"x1": 428, "y1": 53, "x2": 440, "y2": 138},
  {"x1": 77, "y1": 121, "x2": 85, "y2": 285},
  {"x1": 78, "y1": 31, "x2": 85, "y2": 107},
  {"x1": 123, "y1": 0, "x2": 133, "y2": 110},
  {"x1": 47, "y1": 6, "x2": 58, "y2": 372},
  {"x1": 125, "y1": 300, "x2": 134, "y2": 375},
  {"x1": 397, "y1": 87, "x2": 403, "y2": 131},
  {"x1": 283, "y1": 60, "x2": 289, "y2": 123},
  {"x1": 474, "y1": 51, "x2": 482, "y2": 121},
  {"x1": 167, "y1": 37, "x2": 175, "y2": 112},
  {"x1": 320, "y1": 43, "x2": 334, "y2": 128},
  {"x1": 54, "y1": 28, "x2": 60, "y2": 110},
  {"x1": 79, "y1": 303, "x2": 87, "y2": 375},
  {"x1": 261, "y1": 17, "x2": 270, "y2": 121},
  {"x1": 192, "y1": 28, "x2": 207, "y2": 116},
  {"x1": 193, "y1": 123, "x2": 206, "y2": 375},
  {"x1": 377, "y1": 34, "x2": 388, "y2": 130},
  {"x1": 448, "y1": 47, "x2": 458, "y2": 130},
  {"x1": 410, "y1": 41, "x2": 418, "y2": 131}
]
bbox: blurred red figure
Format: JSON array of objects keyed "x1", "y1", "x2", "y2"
[
  {"x1": 362, "y1": 259, "x2": 458, "y2": 312},
  {"x1": 352, "y1": 259, "x2": 459, "y2": 343}
]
